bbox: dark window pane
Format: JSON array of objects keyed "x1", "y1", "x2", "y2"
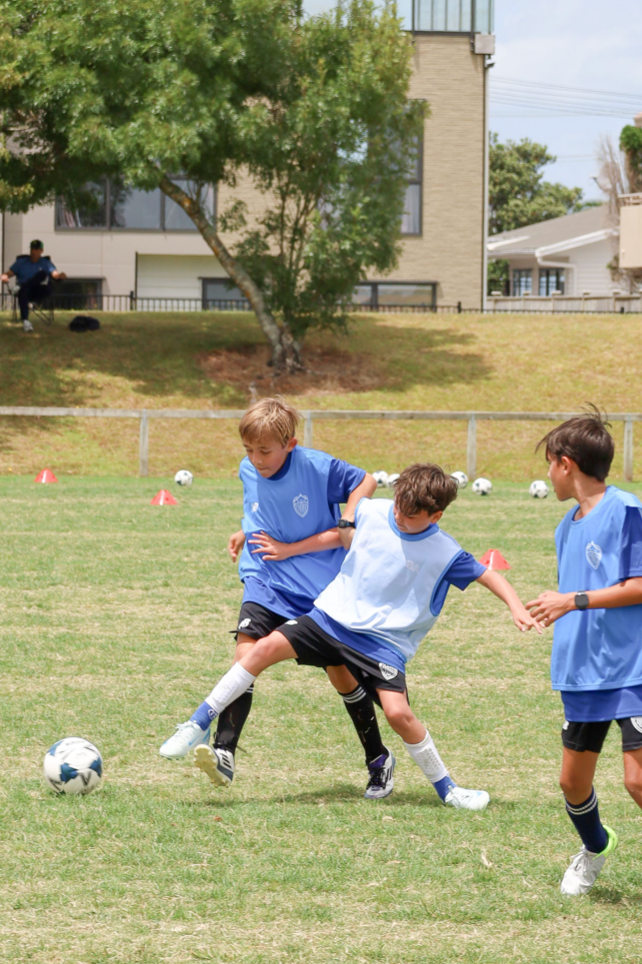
[
  {"x1": 401, "y1": 184, "x2": 421, "y2": 235},
  {"x1": 352, "y1": 285, "x2": 375, "y2": 306},
  {"x1": 377, "y1": 284, "x2": 435, "y2": 306},
  {"x1": 165, "y1": 179, "x2": 201, "y2": 231},
  {"x1": 111, "y1": 185, "x2": 162, "y2": 229},
  {"x1": 203, "y1": 279, "x2": 246, "y2": 304},
  {"x1": 513, "y1": 269, "x2": 532, "y2": 295},
  {"x1": 55, "y1": 182, "x2": 107, "y2": 228},
  {"x1": 416, "y1": 0, "x2": 485, "y2": 31}
]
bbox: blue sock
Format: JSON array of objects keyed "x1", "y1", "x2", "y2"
[
  {"x1": 565, "y1": 788, "x2": 608, "y2": 853},
  {"x1": 432, "y1": 774, "x2": 457, "y2": 801},
  {"x1": 190, "y1": 701, "x2": 216, "y2": 731}
]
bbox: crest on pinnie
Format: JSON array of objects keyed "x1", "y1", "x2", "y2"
[
  {"x1": 585, "y1": 541, "x2": 602, "y2": 570},
  {"x1": 293, "y1": 493, "x2": 309, "y2": 518}
]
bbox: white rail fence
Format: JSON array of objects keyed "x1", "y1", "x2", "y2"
[
  {"x1": 487, "y1": 293, "x2": 642, "y2": 313},
  {"x1": 1, "y1": 408, "x2": 639, "y2": 481}
]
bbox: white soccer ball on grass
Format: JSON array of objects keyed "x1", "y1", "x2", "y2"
[
  {"x1": 373, "y1": 471, "x2": 389, "y2": 487},
  {"x1": 43, "y1": 737, "x2": 103, "y2": 795},
  {"x1": 174, "y1": 470, "x2": 194, "y2": 487},
  {"x1": 529, "y1": 479, "x2": 549, "y2": 499},
  {"x1": 472, "y1": 477, "x2": 492, "y2": 496},
  {"x1": 386, "y1": 473, "x2": 400, "y2": 488},
  {"x1": 451, "y1": 471, "x2": 468, "y2": 489}
]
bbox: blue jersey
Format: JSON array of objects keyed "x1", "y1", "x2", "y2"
[
  {"x1": 10, "y1": 255, "x2": 56, "y2": 285},
  {"x1": 552, "y1": 486, "x2": 642, "y2": 693},
  {"x1": 238, "y1": 446, "x2": 365, "y2": 612}
]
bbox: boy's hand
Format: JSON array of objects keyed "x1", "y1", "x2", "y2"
[
  {"x1": 227, "y1": 529, "x2": 246, "y2": 562},
  {"x1": 249, "y1": 531, "x2": 293, "y2": 562},
  {"x1": 526, "y1": 591, "x2": 574, "y2": 626},
  {"x1": 510, "y1": 602, "x2": 543, "y2": 634}
]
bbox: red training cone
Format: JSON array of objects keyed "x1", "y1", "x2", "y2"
[
  {"x1": 35, "y1": 468, "x2": 58, "y2": 484},
  {"x1": 479, "y1": 548, "x2": 511, "y2": 571},
  {"x1": 151, "y1": 489, "x2": 177, "y2": 506}
]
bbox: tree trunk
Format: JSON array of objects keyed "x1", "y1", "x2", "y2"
[{"x1": 159, "y1": 176, "x2": 303, "y2": 373}]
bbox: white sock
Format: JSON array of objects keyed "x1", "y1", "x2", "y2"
[
  {"x1": 403, "y1": 728, "x2": 448, "y2": 783},
  {"x1": 205, "y1": 664, "x2": 256, "y2": 716}
]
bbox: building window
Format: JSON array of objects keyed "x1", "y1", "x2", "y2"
[
  {"x1": 539, "y1": 268, "x2": 565, "y2": 296},
  {"x1": 353, "y1": 281, "x2": 437, "y2": 308},
  {"x1": 202, "y1": 278, "x2": 249, "y2": 309},
  {"x1": 414, "y1": 0, "x2": 494, "y2": 33},
  {"x1": 56, "y1": 180, "x2": 214, "y2": 232},
  {"x1": 54, "y1": 278, "x2": 103, "y2": 309},
  {"x1": 512, "y1": 269, "x2": 532, "y2": 296},
  {"x1": 55, "y1": 181, "x2": 108, "y2": 229},
  {"x1": 401, "y1": 135, "x2": 423, "y2": 236}
]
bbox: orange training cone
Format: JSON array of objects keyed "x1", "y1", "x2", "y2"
[
  {"x1": 479, "y1": 549, "x2": 511, "y2": 571},
  {"x1": 35, "y1": 468, "x2": 58, "y2": 484},
  {"x1": 151, "y1": 489, "x2": 177, "y2": 506}
]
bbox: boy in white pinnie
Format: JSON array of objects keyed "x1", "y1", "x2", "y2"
[{"x1": 173, "y1": 463, "x2": 541, "y2": 810}]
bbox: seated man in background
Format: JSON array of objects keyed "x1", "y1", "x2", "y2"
[{"x1": 1, "y1": 239, "x2": 66, "y2": 332}]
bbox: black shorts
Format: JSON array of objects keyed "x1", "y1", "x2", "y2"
[
  {"x1": 232, "y1": 601, "x2": 285, "y2": 641},
  {"x1": 562, "y1": 717, "x2": 642, "y2": 753},
  {"x1": 278, "y1": 614, "x2": 407, "y2": 706}
]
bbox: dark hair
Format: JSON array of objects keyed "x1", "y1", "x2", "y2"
[
  {"x1": 394, "y1": 463, "x2": 458, "y2": 516},
  {"x1": 537, "y1": 405, "x2": 614, "y2": 482}
]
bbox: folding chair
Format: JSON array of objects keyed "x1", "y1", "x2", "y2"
[{"x1": 10, "y1": 279, "x2": 54, "y2": 328}]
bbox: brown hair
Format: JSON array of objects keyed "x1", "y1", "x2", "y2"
[
  {"x1": 537, "y1": 406, "x2": 614, "y2": 482},
  {"x1": 394, "y1": 463, "x2": 458, "y2": 516},
  {"x1": 238, "y1": 396, "x2": 301, "y2": 446}
]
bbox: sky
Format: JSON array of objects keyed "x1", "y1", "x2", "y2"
[{"x1": 303, "y1": 0, "x2": 642, "y2": 203}]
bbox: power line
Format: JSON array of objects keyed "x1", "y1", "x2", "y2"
[{"x1": 492, "y1": 77, "x2": 642, "y2": 103}]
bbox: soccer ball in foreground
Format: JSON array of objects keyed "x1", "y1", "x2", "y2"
[
  {"x1": 174, "y1": 470, "x2": 194, "y2": 487},
  {"x1": 529, "y1": 480, "x2": 549, "y2": 499},
  {"x1": 373, "y1": 471, "x2": 389, "y2": 487},
  {"x1": 43, "y1": 737, "x2": 103, "y2": 795},
  {"x1": 451, "y1": 471, "x2": 468, "y2": 489},
  {"x1": 387, "y1": 473, "x2": 400, "y2": 488},
  {"x1": 472, "y1": 477, "x2": 492, "y2": 496}
]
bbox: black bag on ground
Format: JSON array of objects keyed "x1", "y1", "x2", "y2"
[{"x1": 69, "y1": 315, "x2": 101, "y2": 332}]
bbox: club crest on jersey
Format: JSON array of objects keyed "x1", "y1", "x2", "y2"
[
  {"x1": 293, "y1": 493, "x2": 309, "y2": 518},
  {"x1": 251, "y1": 502, "x2": 259, "y2": 512},
  {"x1": 379, "y1": 662, "x2": 398, "y2": 681},
  {"x1": 586, "y1": 541, "x2": 602, "y2": 570}
]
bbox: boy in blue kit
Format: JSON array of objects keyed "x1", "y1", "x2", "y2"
[
  {"x1": 527, "y1": 410, "x2": 642, "y2": 895},
  {"x1": 160, "y1": 398, "x2": 394, "y2": 799},
  {"x1": 179, "y1": 463, "x2": 540, "y2": 811}
]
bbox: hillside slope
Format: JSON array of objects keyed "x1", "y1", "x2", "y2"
[{"x1": 0, "y1": 310, "x2": 639, "y2": 480}]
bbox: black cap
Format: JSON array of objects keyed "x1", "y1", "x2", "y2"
[{"x1": 30, "y1": 239, "x2": 44, "y2": 250}]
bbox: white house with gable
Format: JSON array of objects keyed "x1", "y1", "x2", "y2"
[{"x1": 487, "y1": 205, "x2": 622, "y2": 299}]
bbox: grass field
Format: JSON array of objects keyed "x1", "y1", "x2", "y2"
[
  {"x1": 0, "y1": 309, "x2": 640, "y2": 481},
  {"x1": 3, "y1": 477, "x2": 642, "y2": 964}
]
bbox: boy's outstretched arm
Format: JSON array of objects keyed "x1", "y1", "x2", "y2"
[
  {"x1": 249, "y1": 473, "x2": 376, "y2": 560},
  {"x1": 526, "y1": 577, "x2": 642, "y2": 626},
  {"x1": 477, "y1": 569, "x2": 543, "y2": 633},
  {"x1": 228, "y1": 529, "x2": 246, "y2": 561}
]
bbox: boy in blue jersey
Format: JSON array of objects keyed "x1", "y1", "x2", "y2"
[
  {"x1": 160, "y1": 398, "x2": 395, "y2": 798},
  {"x1": 526, "y1": 410, "x2": 642, "y2": 895},
  {"x1": 179, "y1": 463, "x2": 541, "y2": 811}
]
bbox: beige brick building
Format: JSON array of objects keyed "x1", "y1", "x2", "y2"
[{"x1": 1, "y1": 5, "x2": 494, "y2": 312}]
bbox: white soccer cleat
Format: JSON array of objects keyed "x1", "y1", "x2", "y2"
[
  {"x1": 560, "y1": 826, "x2": 618, "y2": 895},
  {"x1": 364, "y1": 749, "x2": 396, "y2": 800},
  {"x1": 159, "y1": 721, "x2": 211, "y2": 759},
  {"x1": 23, "y1": 320, "x2": 34, "y2": 333},
  {"x1": 194, "y1": 745, "x2": 235, "y2": 786},
  {"x1": 444, "y1": 786, "x2": 490, "y2": 811}
]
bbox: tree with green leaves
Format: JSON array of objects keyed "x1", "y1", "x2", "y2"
[
  {"x1": 0, "y1": 0, "x2": 421, "y2": 371},
  {"x1": 620, "y1": 125, "x2": 642, "y2": 194},
  {"x1": 487, "y1": 134, "x2": 585, "y2": 293}
]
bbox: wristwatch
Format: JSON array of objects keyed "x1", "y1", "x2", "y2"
[
  {"x1": 337, "y1": 518, "x2": 356, "y2": 529},
  {"x1": 574, "y1": 592, "x2": 590, "y2": 611}
]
